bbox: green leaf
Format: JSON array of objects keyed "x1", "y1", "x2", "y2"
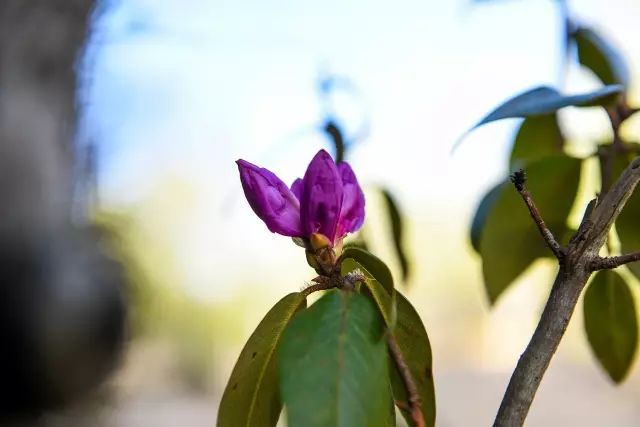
[
  {"x1": 381, "y1": 188, "x2": 411, "y2": 283},
  {"x1": 390, "y1": 291, "x2": 436, "y2": 427},
  {"x1": 583, "y1": 270, "x2": 638, "y2": 383},
  {"x1": 279, "y1": 290, "x2": 391, "y2": 427},
  {"x1": 470, "y1": 183, "x2": 503, "y2": 253},
  {"x1": 341, "y1": 257, "x2": 396, "y2": 328},
  {"x1": 509, "y1": 114, "x2": 564, "y2": 169},
  {"x1": 616, "y1": 190, "x2": 640, "y2": 279},
  {"x1": 341, "y1": 247, "x2": 395, "y2": 294},
  {"x1": 218, "y1": 292, "x2": 307, "y2": 427},
  {"x1": 385, "y1": 385, "x2": 396, "y2": 427},
  {"x1": 480, "y1": 156, "x2": 582, "y2": 303},
  {"x1": 609, "y1": 150, "x2": 640, "y2": 279},
  {"x1": 469, "y1": 115, "x2": 565, "y2": 253},
  {"x1": 472, "y1": 85, "x2": 623, "y2": 129},
  {"x1": 573, "y1": 27, "x2": 630, "y2": 89}
]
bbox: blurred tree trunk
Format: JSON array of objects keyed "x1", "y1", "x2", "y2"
[
  {"x1": 0, "y1": 0, "x2": 126, "y2": 419},
  {"x1": 0, "y1": 0, "x2": 94, "y2": 234}
]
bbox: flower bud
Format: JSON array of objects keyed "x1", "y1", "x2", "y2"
[
  {"x1": 310, "y1": 233, "x2": 331, "y2": 251},
  {"x1": 236, "y1": 159, "x2": 302, "y2": 236}
]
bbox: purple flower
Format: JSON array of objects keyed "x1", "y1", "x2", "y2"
[{"x1": 236, "y1": 149, "x2": 365, "y2": 245}]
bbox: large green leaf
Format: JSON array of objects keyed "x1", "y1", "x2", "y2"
[
  {"x1": 218, "y1": 292, "x2": 307, "y2": 427},
  {"x1": 509, "y1": 114, "x2": 564, "y2": 169},
  {"x1": 573, "y1": 27, "x2": 630, "y2": 89},
  {"x1": 470, "y1": 182, "x2": 504, "y2": 253},
  {"x1": 583, "y1": 270, "x2": 638, "y2": 383},
  {"x1": 390, "y1": 291, "x2": 436, "y2": 427},
  {"x1": 341, "y1": 257, "x2": 396, "y2": 328},
  {"x1": 279, "y1": 290, "x2": 391, "y2": 427},
  {"x1": 340, "y1": 246, "x2": 395, "y2": 294},
  {"x1": 480, "y1": 156, "x2": 582, "y2": 304},
  {"x1": 471, "y1": 116, "x2": 565, "y2": 254},
  {"x1": 472, "y1": 85, "x2": 623, "y2": 129},
  {"x1": 381, "y1": 188, "x2": 411, "y2": 283}
]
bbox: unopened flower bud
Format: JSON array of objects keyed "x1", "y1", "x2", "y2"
[{"x1": 310, "y1": 232, "x2": 331, "y2": 251}]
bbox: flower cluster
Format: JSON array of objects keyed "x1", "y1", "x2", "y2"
[{"x1": 236, "y1": 149, "x2": 365, "y2": 260}]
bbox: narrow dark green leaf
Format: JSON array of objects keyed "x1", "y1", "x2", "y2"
[
  {"x1": 390, "y1": 291, "x2": 436, "y2": 427},
  {"x1": 324, "y1": 120, "x2": 347, "y2": 163},
  {"x1": 509, "y1": 114, "x2": 564, "y2": 169},
  {"x1": 480, "y1": 156, "x2": 581, "y2": 304},
  {"x1": 470, "y1": 183, "x2": 502, "y2": 253},
  {"x1": 341, "y1": 247, "x2": 395, "y2": 294},
  {"x1": 341, "y1": 257, "x2": 396, "y2": 328},
  {"x1": 218, "y1": 292, "x2": 307, "y2": 427},
  {"x1": 573, "y1": 27, "x2": 630, "y2": 88},
  {"x1": 381, "y1": 188, "x2": 411, "y2": 283},
  {"x1": 584, "y1": 270, "x2": 638, "y2": 383},
  {"x1": 279, "y1": 290, "x2": 391, "y2": 427},
  {"x1": 472, "y1": 85, "x2": 623, "y2": 129}
]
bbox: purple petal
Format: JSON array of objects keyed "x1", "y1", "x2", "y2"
[
  {"x1": 290, "y1": 178, "x2": 303, "y2": 201},
  {"x1": 336, "y1": 162, "x2": 365, "y2": 237},
  {"x1": 300, "y1": 150, "x2": 343, "y2": 241},
  {"x1": 236, "y1": 159, "x2": 302, "y2": 236}
]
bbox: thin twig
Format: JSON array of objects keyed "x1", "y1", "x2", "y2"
[
  {"x1": 387, "y1": 333, "x2": 425, "y2": 427},
  {"x1": 591, "y1": 252, "x2": 640, "y2": 270},
  {"x1": 510, "y1": 169, "x2": 564, "y2": 259}
]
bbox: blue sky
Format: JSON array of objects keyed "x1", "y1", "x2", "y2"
[{"x1": 78, "y1": 0, "x2": 639, "y2": 298}]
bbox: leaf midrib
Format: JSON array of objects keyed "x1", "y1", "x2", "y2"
[{"x1": 334, "y1": 292, "x2": 349, "y2": 427}]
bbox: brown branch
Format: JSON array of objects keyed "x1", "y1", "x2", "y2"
[
  {"x1": 387, "y1": 333, "x2": 425, "y2": 427},
  {"x1": 510, "y1": 169, "x2": 564, "y2": 259},
  {"x1": 494, "y1": 157, "x2": 640, "y2": 427},
  {"x1": 301, "y1": 278, "x2": 336, "y2": 297},
  {"x1": 591, "y1": 252, "x2": 640, "y2": 271}
]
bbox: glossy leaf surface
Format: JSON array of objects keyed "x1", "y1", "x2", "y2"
[
  {"x1": 573, "y1": 27, "x2": 629, "y2": 88},
  {"x1": 381, "y1": 188, "x2": 411, "y2": 283},
  {"x1": 509, "y1": 114, "x2": 564, "y2": 169},
  {"x1": 472, "y1": 85, "x2": 623, "y2": 130},
  {"x1": 480, "y1": 156, "x2": 581, "y2": 303},
  {"x1": 341, "y1": 257, "x2": 395, "y2": 328},
  {"x1": 584, "y1": 270, "x2": 638, "y2": 383},
  {"x1": 279, "y1": 290, "x2": 391, "y2": 427},
  {"x1": 218, "y1": 292, "x2": 307, "y2": 427}
]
